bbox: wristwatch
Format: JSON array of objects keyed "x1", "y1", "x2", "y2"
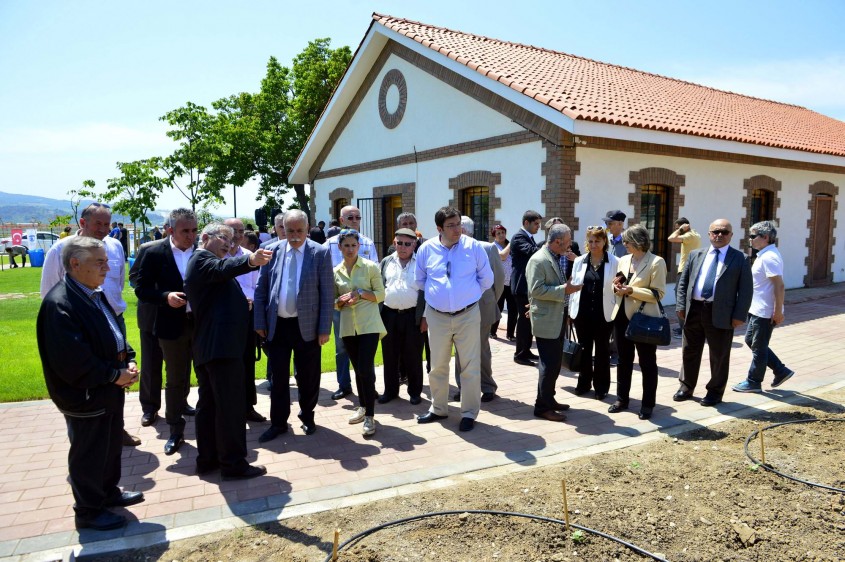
[{"x1": 357, "y1": 288, "x2": 364, "y2": 296}]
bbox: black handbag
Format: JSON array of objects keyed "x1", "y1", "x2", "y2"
[
  {"x1": 625, "y1": 289, "x2": 672, "y2": 346},
  {"x1": 563, "y1": 319, "x2": 583, "y2": 371}
]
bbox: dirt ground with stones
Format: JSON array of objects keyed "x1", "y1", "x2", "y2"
[{"x1": 102, "y1": 389, "x2": 845, "y2": 562}]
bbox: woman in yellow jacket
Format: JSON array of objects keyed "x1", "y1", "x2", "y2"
[
  {"x1": 609, "y1": 224, "x2": 667, "y2": 420},
  {"x1": 334, "y1": 229, "x2": 386, "y2": 436}
]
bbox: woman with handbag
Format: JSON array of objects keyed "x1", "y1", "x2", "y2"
[
  {"x1": 568, "y1": 226, "x2": 619, "y2": 401},
  {"x1": 609, "y1": 224, "x2": 667, "y2": 420}
]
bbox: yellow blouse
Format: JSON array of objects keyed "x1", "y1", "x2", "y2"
[{"x1": 334, "y1": 257, "x2": 386, "y2": 338}]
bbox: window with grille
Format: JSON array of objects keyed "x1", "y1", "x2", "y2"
[
  {"x1": 750, "y1": 189, "x2": 773, "y2": 225},
  {"x1": 460, "y1": 186, "x2": 489, "y2": 240},
  {"x1": 640, "y1": 185, "x2": 671, "y2": 259}
]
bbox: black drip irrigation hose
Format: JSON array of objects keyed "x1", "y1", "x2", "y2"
[
  {"x1": 744, "y1": 417, "x2": 845, "y2": 494},
  {"x1": 322, "y1": 509, "x2": 668, "y2": 561}
]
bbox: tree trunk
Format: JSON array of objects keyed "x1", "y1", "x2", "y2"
[{"x1": 293, "y1": 184, "x2": 311, "y2": 225}]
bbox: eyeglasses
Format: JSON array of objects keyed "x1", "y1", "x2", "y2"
[
  {"x1": 394, "y1": 240, "x2": 414, "y2": 247},
  {"x1": 214, "y1": 235, "x2": 231, "y2": 245},
  {"x1": 344, "y1": 215, "x2": 362, "y2": 221},
  {"x1": 442, "y1": 223, "x2": 462, "y2": 230},
  {"x1": 748, "y1": 233, "x2": 762, "y2": 239},
  {"x1": 710, "y1": 230, "x2": 732, "y2": 236}
]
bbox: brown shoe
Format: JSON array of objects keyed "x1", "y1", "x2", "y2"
[
  {"x1": 534, "y1": 410, "x2": 567, "y2": 422},
  {"x1": 122, "y1": 430, "x2": 141, "y2": 447}
]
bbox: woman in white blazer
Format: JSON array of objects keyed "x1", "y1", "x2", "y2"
[{"x1": 568, "y1": 226, "x2": 619, "y2": 400}]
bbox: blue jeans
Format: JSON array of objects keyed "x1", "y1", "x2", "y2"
[
  {"x1": 332, "y1": 310, "x2": 351, "y2": 391},
  {"x1": 745, "y1": 314, "x2": 788, "y2": 384}
]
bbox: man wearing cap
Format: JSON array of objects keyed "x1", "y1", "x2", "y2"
[
  {"x1": 378, "y1": 228, "x2": 426, "y2": 405},
  {"x1": 603, "y1": 210, "x2": 628, "y2": 258}
]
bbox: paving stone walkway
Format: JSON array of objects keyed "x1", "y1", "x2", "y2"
[{"x1": 2, "y1": 284, "x2": 844, "y2": 561}]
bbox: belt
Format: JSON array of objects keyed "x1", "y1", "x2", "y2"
[
  {"x1": 691, "y1": 299, "x2": 713, "y2": 306},
  {"x1": 432, "y1": 301, "x2": 477, "y2": 316},
  {"x1": 385, "y1": 305, "x2": 415, "y2": 314},
  {"x1": 116, "y1": 351, "x2": 127, "y2": 362}
]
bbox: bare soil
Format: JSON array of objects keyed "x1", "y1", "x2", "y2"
[{"x1": 102, "y1": 390, "x2": 845, "y2": 562}]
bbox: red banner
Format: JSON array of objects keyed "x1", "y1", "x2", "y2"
[{"x1": 10, "y1": 229, "x2": 22, "y2": 246}]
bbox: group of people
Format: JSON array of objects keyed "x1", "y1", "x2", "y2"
[{"x1": 36, "y1": 200, "x2": 794, "y2": 532}]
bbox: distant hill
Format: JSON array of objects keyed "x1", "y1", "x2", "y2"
[{"x1": 0, "y1": 191, "x2": 166, "y2": 226}]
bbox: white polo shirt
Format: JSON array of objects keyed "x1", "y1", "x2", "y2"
[{"x1": 749, "y1": 244, "x2": 784, "y2": 319}]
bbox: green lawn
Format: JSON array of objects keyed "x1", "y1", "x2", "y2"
[{"x1": 0, "y1": 266, "x2": 381, "y2": 403}]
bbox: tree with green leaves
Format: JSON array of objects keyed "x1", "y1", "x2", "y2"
[
  {"x1": 102, "y1": 159, "x2": 163, "y2": 232},
  {"x1": 68, "y1": 179, "x2": 97, "y2": 227}
]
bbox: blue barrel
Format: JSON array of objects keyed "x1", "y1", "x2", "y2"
[{"x1": 29, "y1": 248, "x2": 45, "y2": 267}]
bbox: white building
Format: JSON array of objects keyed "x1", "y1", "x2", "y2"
[{"x1": 290, "y1": 13, "x2": 845, "y2": 296}]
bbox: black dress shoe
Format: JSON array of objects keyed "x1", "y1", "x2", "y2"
[
  {"x1": 164, "y1": 434, "x2": 184, "y2": 455},
  {"x1": 122, "y1": 431, "x2": 141, "y2": 447},
  {"x1": 638, "y1": 407, "x2": 653, "y2": 420},
  {"x1": 246, "y1": 408, "x2": 267, "y2": 423},
  {"x1": 105, "y1": 491, "x2": 145, "y2": 507},
  {"x1": 608, "y1": 400, "x2": 629, "y2": 413},
  {"x1": 506, "y1": 336, "x2": 517, "y2": 342},
  {"x1": 571, "y1": 388, "x2": 589, "y2": 396},
  {"x1": 595, "y1": 392, "x2": 608, "y2": 401},
  {"x1": 417, "y1": 412, "x2": 448, "y2": 424},
  {"x1": 701, "y1": 395, "x2": 722, "y2": 407},
  {"x1": 377, "y1": 394, "x2": 397, "y2": 404},
  {"x1": 75, "y1": 510, "x2": 126, "y2": 531},
  {"x1": 331, "y1": 388, "x2": 352, "y2": 400},
  {"x1": 673, "y1": 389, "x2": 693, "y2": 402},
  {"x1": 300, "y1": 423, "x2": 317, "y2": 435},
  {"x1": 183, "y1": 405, "x2": 197, "y2": 416},
  {"x1": 140, "y1": 412, "x2": 158, "y2": 427},
  {"x1": 459, "y1": 417, "x2": 475, "y2": 432},
  {"x1": 409, "y1": 395, "x2": 422, "y2": 405},
  {"x1": 551, "y1": 401, "x2": 571, "y2": 411},
  {"x1": 527, "y1": 352, "x2": 539, "y2": 360},
  {"x1": 514, "y1": 357, "x2": 537, "y2": 367},
  {"x1": 258, "y1": 426, "x2": 287, "y2": 443},
  {"x1": 534, "y1": 410, "x2": 567, "y2": 422},
  {"x1": 452, "y1": 391, "x2": 461, "y2": 401},
  {"x1": 222, "y1": 464, "x2": 267, "y2": 481},
  {"x1": 481, "y1": 392, "x2": 497, "y2": 403}
]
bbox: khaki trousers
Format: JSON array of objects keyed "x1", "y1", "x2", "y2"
[{"x1": 425, "y1": 303, "x2": 481, "y2": 419}]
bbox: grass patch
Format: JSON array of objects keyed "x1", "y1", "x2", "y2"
[{"x1": 0, "y1": 266, "x2": 383, "y2": 403}]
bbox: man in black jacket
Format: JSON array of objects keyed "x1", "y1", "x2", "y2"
[
  {"x1": 184, "y1": 223, "x2": 271, "y2": 479},
  {"x1": 133, "y1": 209, "x2": 199, "y2": 455},
  {"x1": 510, "y1": 210, "x2": 543, "y2": 366},
  {"x1": 37, "y1": 237, "x2": 144, "y2": 531}
]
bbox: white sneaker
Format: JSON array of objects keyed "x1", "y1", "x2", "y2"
[
  {"x1": 362, "y1": 416, "x2": 376, "y2": 436},
  {"x1": 348, "y1": 407, "x2": 365, "y2": 424}
]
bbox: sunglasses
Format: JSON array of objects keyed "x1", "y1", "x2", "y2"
[
  {"x1": 394, "y1": 240, "x2": 414, "y2": 247},
  {"x1": 748, "y1": 233, "x2": 762, "y2": 239},
  {"x1": 710, "y1": 229, "x2": 731, "y2": 236},
  {"x1": 344, "y1": 215, "x2": 362, "y2": 221}
]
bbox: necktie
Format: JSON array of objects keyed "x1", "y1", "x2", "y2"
[
  {"x1": 700, "y1": 249, "x2": 720, "y2": 300},
  {"x1": 286, "y1": 250, "x2": 298, "y2": 315}
]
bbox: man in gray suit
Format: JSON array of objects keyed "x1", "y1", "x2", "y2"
[
  {"x1": 254, "y1": 210, "x2": 334, "y2": 442},
  {"x1": 453, "y1": 216, "x2": 504, "y2": 402},
  {"x1": 674, "y1": 218, "x2": 753, "y2": 407}
]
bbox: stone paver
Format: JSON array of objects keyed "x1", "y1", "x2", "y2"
[{"x1": 2, "y1": 285, "x2": 844, "y2": 560}]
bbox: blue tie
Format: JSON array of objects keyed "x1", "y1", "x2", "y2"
[{"x1": 700, "y1": 249, "x2": 720, "y2": 300}]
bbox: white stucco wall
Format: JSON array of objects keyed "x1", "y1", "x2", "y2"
[{"x1": 321, "y1": 54, "x2": 524, "y2": 171}]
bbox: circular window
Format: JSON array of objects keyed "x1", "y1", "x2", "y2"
[{"x1": 378, "y1": 69, "x2": 407, "y2": 129}]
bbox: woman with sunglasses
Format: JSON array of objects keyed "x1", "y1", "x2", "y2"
[
  {"x1": 609, "y1": 224, "x2": 667, "y2": 420},
  {"x1": 568, "y1": 226, "x2": 619, "y2": 400},
  {"x1": 489, "y1": 225, "x2": 516, "y2": 340},
  {"x1": 333, "y1": 229, "x2": 386, "y2": 436}
]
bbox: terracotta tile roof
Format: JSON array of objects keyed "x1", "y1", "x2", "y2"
[{"x1": 374, "y1": 13, "x2": 845, "y2": 158}]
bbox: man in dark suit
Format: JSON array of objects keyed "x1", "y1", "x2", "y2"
[
  {"x1": 184, "y1": 223, "x2": 271, "y2": 479},
  {"x1": 133, "y1": 208, "x2": 198, "y2": 455},
  {"x1": 254, "y1": 210, "x2": 334, "y2": 442},
  {"x1": 674, "y1": 219, "x2": 753, "y2": 406},
  {"x1": 510, "y1": 210, "x2": 543, "y2": 366},
  {"x1": 129, "y1": 270, "x2": 164, "y2": 428}
]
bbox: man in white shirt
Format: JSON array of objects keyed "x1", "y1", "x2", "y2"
[
  {"x1": 415, "y1": 206, "x2": 494, "y2": 432},
  {"x1": 323, "y1": 205, "x2": 379, "y2": 400},
  {"x1": 378, "y1": 228, "x2": 426, "y2": 405},
  {"x1": 732, "y1": 221, "x2": 794, "y2": 392},
  {"x1": 40, "y1": 202, "x2": 139, "y2": 447}
]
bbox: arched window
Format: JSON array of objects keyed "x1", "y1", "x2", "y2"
[
  {"x1": 640, "y1": 185, "x2": 671, "y2": 260},
  {"x1": 460, "y1": 186, "x2": 489, "y2": 240},
  {"x1": 750, "y1": 189, "x2": 773, "y2": 225}
]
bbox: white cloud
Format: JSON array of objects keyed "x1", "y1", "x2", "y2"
[{"x1": 0, "y1": 122, "x2": 172, "y2": 155}]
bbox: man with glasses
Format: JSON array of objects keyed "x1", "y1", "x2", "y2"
[
  {"x1": 184, "y1": 224, "x2": 271, "y2": 479},
  {"x1": 41, "y1": 202, "x2": 141, "y2": 447},
  {"x1": 415, "y1": 206, "x2": 494, "y2": 432},
  {"x1": 732, "y1": 221, "x2": 794, "y2": 393},
  {"x1": 323, "y1": 205, "x2": 378, "y2": 400},
  {"x1": 674, "y1": 219, "x2": 752, "y2": 407},
  {"x1": 511, "y1": 210, "x2": 543, "y2": 366}
]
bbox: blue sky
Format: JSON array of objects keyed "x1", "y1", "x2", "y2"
[{"x1": 1, "y1": 0, "x2": 843, "y2": 218}]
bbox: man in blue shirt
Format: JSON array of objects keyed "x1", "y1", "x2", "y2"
[{"x1": 415, "y1": 206, "x2": 494, "y2": 432}]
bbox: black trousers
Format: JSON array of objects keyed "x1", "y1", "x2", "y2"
[
  {"x1": 493, "y1": 284, "x2": 517, "y2": 338},
  {"x1": 534, "y1": 321, "x2": 565, "y2": 414},
  {"x1": 514, "y1": 293, "x2": 534, "y2": 359},
  {"x1": 574, "y1": 313, "x2": 613, "y2": 395},
  {"x1": 195, "y1": 358, "x2": 248, "y2": 475},
  {"x1": 266, "y1": 317, "x2": 321, "y2": 428},
  {"x1": 380, "y1": 306, "x2": 424, "y2": 399},
  {"x1": 65, "y1": 394, "x2": 124, "y2": 517},
  {"x1": 614, "y1": 312, "x2": 658, "y2": 408},
  {"x1": 158, "y1": 321, "x2": 193, "y2": 435},
  {"x1": 344, "y1": 333, "x2": 379, "y2": 416},
  {"x1": 242, "y1": 313, "x2": 257, "y2": 408},
  {"x1": 138, "y1": 328, "x2": 164, "y2": 415},
  {"x1": 679, "y1": 300, "x2": 735, "y2": 398}
]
